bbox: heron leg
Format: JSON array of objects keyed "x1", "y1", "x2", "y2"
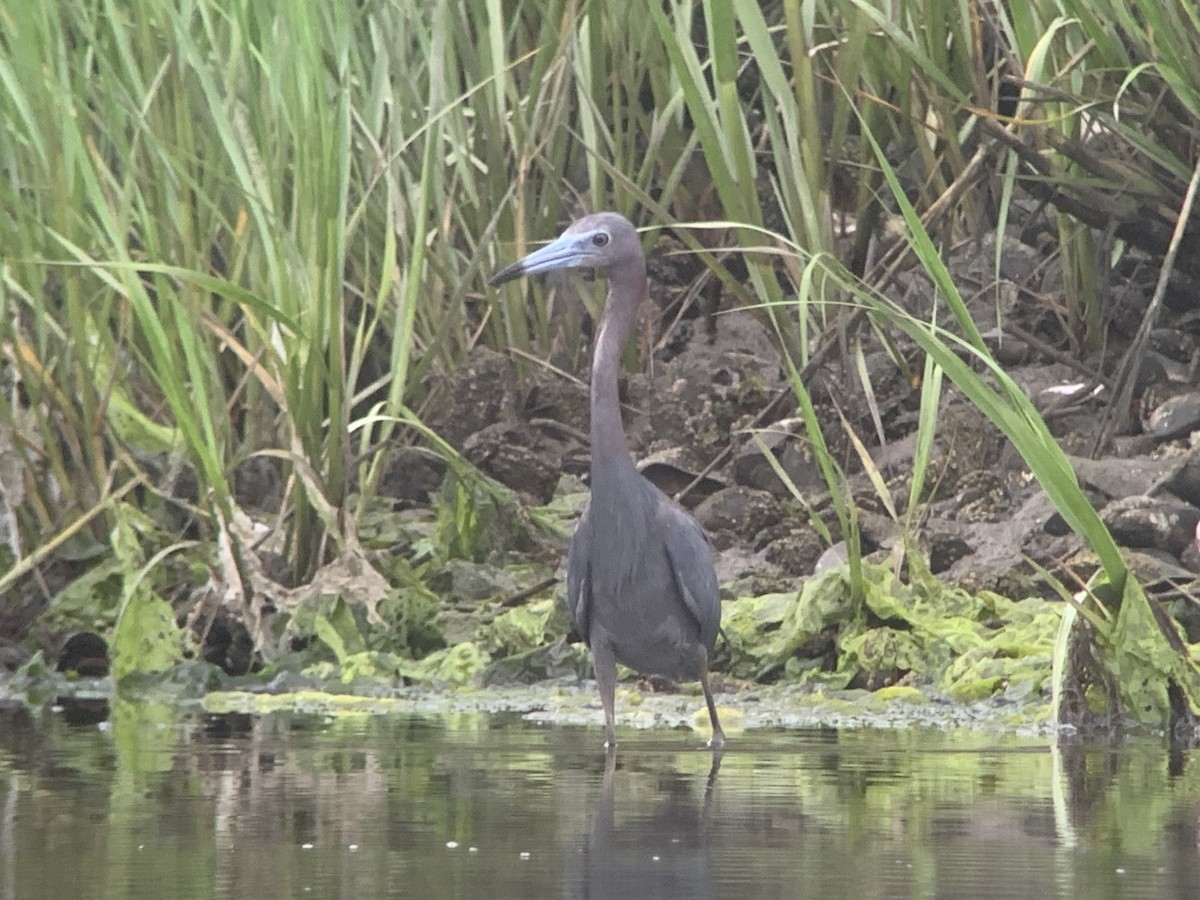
[
  {"x1": 700, "y1": 667, "x2": 725, "y2": 749},
  {"x1": 591, "y1": 641, "x2": 618, "y2": 749}
]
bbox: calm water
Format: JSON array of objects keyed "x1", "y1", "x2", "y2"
[{"x1": 0, "y1": 701, "x2": 1196, "y2": 899}]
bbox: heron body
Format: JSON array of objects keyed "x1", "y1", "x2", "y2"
[{"x1": 491, "y1": 212, "x2": 725, "y2": 748}]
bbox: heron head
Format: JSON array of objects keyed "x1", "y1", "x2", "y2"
[{"x1": 490, "y1": 212, "x2": 642, "y2": 286}]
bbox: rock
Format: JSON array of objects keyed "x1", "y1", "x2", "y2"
[
  {"x1": 731, "y1": 418, "x2": 825, "y2": 496},
  {"x1": 1164, "y1": 454, "x2": 1200, "y2": 507},
  {"x1": 870, "y1": 433, "x2": 918, "y2": 480},
  {"x1": 518, "y1": 367, "x2": 588, "y2": 434},
  {"x1": 693, "y1": 486, "x2": 785, "y2": 549},
  {"x1": 1068, "y1": 454, "x2": 1175, "y2": 499},
  {"x1": 463, "y1": 421, "x2": 574, "y2": 503},
  {"x1": 946, "y1": 470, "x2": 1010, "y2": 522},
  {"x1": 814, "y1": 542, "x2": 849, "y2": 573},
  {"x1": 762, "y1": 528, "x2": 825, "y2": 577},
  {"x1": 56, "y1": 631, "x2": 110, "y2": 677},
  {"x1": 431, "y1": 347, "x2": 517, "y2": 448},
  {"x1": 711, "y1": 544, "x2": 786, "y2": 597},
  {"x1": 857, "y1": 509, "x2": 900, "y2": 550},
  {"x1": 482, "y1": 639, "x2": 590, "y2": 685},
  {"x1": 637, "y1": 448, "x2": 725, "y2": 508},
  {"x1": 1100, "y1": 495, "x2": 1200, "y2": 557},
  {"x1": 436, "y1": 608, "x2": 479, "y2": 647},
  {"x1": 435, "y1": 559, "x2": 521, "y2": 604},
  {"x1": 666, "y1": 306, "x2": 783, "y2": 385},
  {"x1": 927, "y1": 531, "x2": 973, "y2": 574},
  {"x1": 936, "y1": 491, "x2": 1071, "y2": 595},
  {"x1": 626, "y1": 307, "x2": 784, "y2": 474},
  {"x1": 1150, "y1": 326, "x2": 1200, "y2": 365},
  {"x1": 379, "y1": 446, "x2": 447, "y2": 505},
  {"x1": 1125, "y1": 548, "x2": 1199, "y2": 587},
  {"x1": 1142, "y1": 389, "x2": 1200, "y2": 439},
  {"x1": 1109, "y1": 433, "x2": 1164, "y2": 457},
  {"x1": 1032, "y1": 379, "x2": 1100, "y2": 415},
  {"x1": 959, "y1": 231, "x2": 1044, "y2": 287},
  {"x1": 197, "y1": 613, "x2": 257, "y2": 675},
  {"x1": 925, "y1": 400, "x2": 1012, "y2": 503}
]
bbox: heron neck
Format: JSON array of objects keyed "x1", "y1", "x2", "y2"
[{"x1": 589, "y1": 266, "x2": 645, "y2": 482}]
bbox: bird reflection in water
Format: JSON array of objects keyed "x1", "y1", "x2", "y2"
[{"x1": 572, "y1": 750, "x2": 722, "y2": 899}]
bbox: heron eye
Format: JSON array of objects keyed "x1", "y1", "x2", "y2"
[{"x1": 591, "y1": 232, "x2": 609, "y2": 248}]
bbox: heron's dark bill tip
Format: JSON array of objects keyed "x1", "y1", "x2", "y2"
[{"x1": 489, "y1": 262, "x2": 526, "y2": 286}]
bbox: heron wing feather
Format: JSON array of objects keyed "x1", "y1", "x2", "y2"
[
  {"x1": 565, "y1": 507, "x2": 593, "y2": 641},
  {"x1": 662, "y1": 508, "x2": 721, "y2": 649}
]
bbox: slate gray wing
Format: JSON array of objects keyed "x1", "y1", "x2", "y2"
[
  {"x1": 565, "y1": 505, "x2": 594, "y2": 642},
  {"x1": 662, "y1": 505, "x2": 721, "y2": 650}
]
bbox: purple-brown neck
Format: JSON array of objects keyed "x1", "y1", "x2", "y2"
[{"x1": 589, "y1": 260, "x2": 646, "y2": 483}]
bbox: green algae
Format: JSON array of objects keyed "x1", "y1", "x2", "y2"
[
  {"x1": 722, "y1": 561, "x2": 1062, "y2": 703},
  {"x1": 480, "y1": 599, "x2": 558, "y2": 657}
]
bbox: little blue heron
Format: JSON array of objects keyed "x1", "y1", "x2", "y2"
[{"x1": 491, "y1": 212, "x2": 725, "y2": 748}]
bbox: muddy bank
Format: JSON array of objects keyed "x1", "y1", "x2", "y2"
[
  {"x1": 5, "y1": 203, "x2": 1200, "y2": 730},
  {"x1": 429, "y1": 218, "x2": 1200, "y2": 645}
]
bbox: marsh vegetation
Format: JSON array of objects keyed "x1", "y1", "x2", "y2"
[{"x1": 1, "y1": 0, "x2": 1198, "y2": 733}]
